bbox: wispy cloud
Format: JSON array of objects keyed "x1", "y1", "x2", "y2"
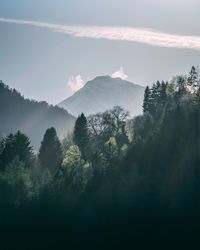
[
  {"x1": 68, "y1": 75, "x2": 85, "y2": 92},
  {"x1": 112, "y1": 67, "x2": 128, "y2": 80},
  {"x1": 1, "y1": 18, "x2": 200, "y2": 50}
]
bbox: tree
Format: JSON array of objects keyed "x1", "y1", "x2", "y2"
[
  {"x1": 159, "y1": 81, "x2": 167, "y2": 108},
  {"x1": 62, "y1": 145, "x2": 93, "y2": 192},
  {"x1": 194, "y1": 87, "x2": 200, "y2": 105},
  {"x1": 110, "y1": 106, "x2": 129, "y2": 134},
  {"x1": 188, "y1": 66, "x2": 198, "y2": 87},
  {"x1": 0, "y1": 131, "x2": 34, "y2": 170},
  {"x1": 101, "y1": 137, "x2": 118, "y2": 171},
  {"x1": 38, "y1": 127, "x2": 63, "y2": 175},
  {"x1": 149, "y1": 83, "x2": 159, "y2": 115},
  {"x1": 143, "y1": 86, "x2": 151, "y2": 113},
  {"x1": 62, "y1": 132, "x2": 73, "y2": 155},
  {"x1": 0, "y1": 156, "x2": 34, "y2": 206},
  {"x1": 88, "y1": 113, "x2": 105, "y2": 137},
  {"x1": 88, "y1": 106, "x2": 129, "y2": 139},
  {"x1": 176, "y1": 76, "x2": 186, "y2": 91},
  {"x1": 73, "y1": 113, "x2": 89, "y2": 160}
]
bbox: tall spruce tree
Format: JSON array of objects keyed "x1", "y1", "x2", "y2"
[
  {"x1": 38, "y1": 127, "x2": 63, "y2": 175},
  {"x1": 160, "y1": 81, "x2": 167, "y2": 107},
  {"x1": 143, "y1": 86, "x2": 151, "y2": 114},
  {"x1": 188, "y1": 66, "x2": 198, "y2": 87},
  {"x1": 73, "y1": 113, "x2": 89, "y2": 160}
]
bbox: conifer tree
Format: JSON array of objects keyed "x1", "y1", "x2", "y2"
[
  {"x1": 160, "y1": 81, "x2": 167, "y2": 107},
  {"x1": 73, "y1": 113, "x2": 89, "y2": 160},
  {"x1": 0, "y1": 131, "x2": 33, "y2": 170},
  {"x1": 143, "y1": 86, "x2": 151, "y2": 114},
  {"x1": 149, "y1": 83, "x2": 158, "y2": 115},
  {"x1": 188, "y1": 66, "x2": 198, "y2": 87},
  {"x1": 38, "y1": 127, "x2": 63, "y2": 175}
]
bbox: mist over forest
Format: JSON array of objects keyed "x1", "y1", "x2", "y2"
[
  {"x1": 0, "y1": 81, "x2": 75, "y2": 149},
  {"x1": 1, "y1": 67, "x2": 200, "y2": 248}
]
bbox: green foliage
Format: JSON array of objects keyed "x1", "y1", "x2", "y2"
[
  {"x1": 101, "y1": 137, "x2": 118, "y2": 171},
  {"x1": 62, "y1": 132, "x2": 73, "y2": 155},
  {"x1": 87, "y1": 106, "x2": 129, "y2": 168},
  {"x1": 0, "y1": 156, "x2": 34, "y2": 206},
  {"x1": 31, "y1": 161, "x2": 53, "y2": 195},
  {"x1": 2, "y1": 66, "x2": 200, "y2": 229},
  {"x1": 122, "y1": 67, "x2": 200, "y2": 213},
  {"x1": 62, "y1": 145, "x2": 93, "y2": 192},
  {"x1": 39, "y1": 127, "x2": 63, "y2": 175},
  {"x1": 0, "y1": 131, "x2": 34, "y2": 170}
]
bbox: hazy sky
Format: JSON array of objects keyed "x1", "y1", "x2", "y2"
[{"x1": 0, "y1": 0, "x2": 200, "y2": 104}]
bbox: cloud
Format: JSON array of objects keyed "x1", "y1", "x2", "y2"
[
  {"x1": 68, "y1": 75, "x2": 84, "y2": 92},
  {"x1": 112, "y1": 67, "x2": 128, "y2": 80},
  {"x1": 1, "y1": 18, "x2": 200, "y2": 50}
]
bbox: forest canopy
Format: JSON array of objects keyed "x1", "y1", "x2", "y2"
[{"x1": 1, "y1": 67, "x2": 200, "y2": 246}]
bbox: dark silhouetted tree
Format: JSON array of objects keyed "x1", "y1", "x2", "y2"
[
  {"x1": 38, "y1": 127, "x2": 63, "y2": 175},
  {"x1": 159, "y1": 81, "x2": 167, "y2": 107},
  {"x1": 73, "y1": 113, "x2": 89, "y2": 160},
  {"x1": 143, "y1": 86, "x2": 151, "y2": 113},
  {"x1": 0, "y1": 131, "x2": 33, "y2": 170},
  {"x1": 188, "y1": 66, "x2": 198, "y2": 87}
]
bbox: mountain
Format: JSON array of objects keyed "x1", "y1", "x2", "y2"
[
  {"x1": 0, "y1": 81, "x2": 75, "y2": 150},
  {"x1": 58, "y1": 76, "x2": 145, "y2": 117}
]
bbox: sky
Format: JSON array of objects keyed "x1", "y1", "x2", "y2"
[{"x1": 0, "y1": 0, "x2": 200, "y2": 104}]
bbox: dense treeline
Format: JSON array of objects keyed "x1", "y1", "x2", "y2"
[
  {"x1": 0, "y1": 105, "x2": 129, "y2": 208},
  {"x1": 0, "y1": 81, "x2": 75, "y2": 149},
  {"x1": 1, "y1": 67, "x2": 200, "y2": 248}
]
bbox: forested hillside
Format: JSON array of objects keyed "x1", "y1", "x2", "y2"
[
  {"x1": 1, "y1": 67, "x2": 200, "y2": 247},
  {"x1": 0, "y1": 81, "x2": 75, "y2": 149}
]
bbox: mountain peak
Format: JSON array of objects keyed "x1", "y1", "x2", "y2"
[
  {"x1": 90, "y1": 75, "x2": 130, "y2": 83},
  {"x1": 59, "y1": 76, "x2": 145, "y2": 117},
  {"x1": 93, "y1": 75, "x2": 112, "y2": 81}
]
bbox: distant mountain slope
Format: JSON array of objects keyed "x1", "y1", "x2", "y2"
[
  {"x1": 0, "y1": 81, "x2": 75, "y2": 150},
  {"x1": 59, "y1": 76, "x2": 145, "y2": 117}
]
